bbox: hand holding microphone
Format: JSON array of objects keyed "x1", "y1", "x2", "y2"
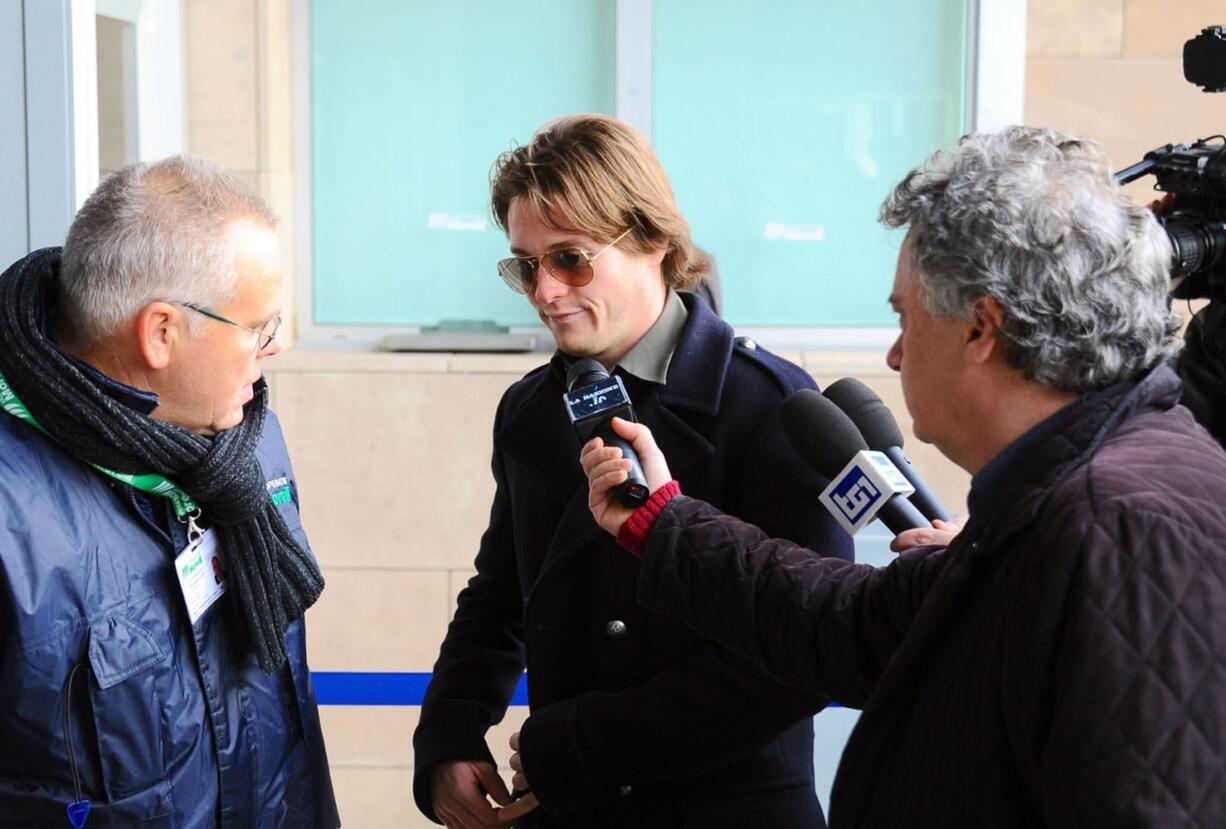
[
  {"x1": 565, "y1": 359, "x2": 651, "y2": 508},
  {"x1": 580, "y1": 416, "x2": 673, "y2": 538}
]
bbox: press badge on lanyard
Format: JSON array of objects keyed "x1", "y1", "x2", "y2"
[{"x1": 175, "y1": 529, "x2": 228, "y2": 624}]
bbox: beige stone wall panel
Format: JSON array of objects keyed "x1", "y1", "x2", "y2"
[
  {"x1": 270, "y1": 350, "x2": 454, "y2": 374},
  {"x1": 257, "y1": 0, "x2": 294, "y2": 175},
  {"x1": 319, "y1": 706, "x2": 418, "y2": 767},
  {"x1": 1122, "y1": 1, "x2": 1226, "y2": 58},
  {"x1": 185, "y1": 0, "x2": 259, "y2": 172},
  {"x1": 272, "y1": 370, "x2": 516, "y2": 570},
  {"x1": 1027, "y1": 0, "x2": 1124, "y2": 58},
  {"x1": 328, "y1": 767, "x2": 427, "y2": 828},
  {"x1": 306, "y1": 568, "x2": 450, "y2": 671},
  {"x1": 321, "y1": 706, "x2": 528, "y2": 827},
  {"x1": 1026, "y1": 56, "x2": 1226, "y2": 203}
]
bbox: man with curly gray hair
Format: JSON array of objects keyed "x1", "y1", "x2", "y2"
[
  {"x1": 580, "y1": 126, "x2": 1226, "y2": 826},
  {"x1": 877, "y1": 125, "x2": 1184, "y2": 474}
]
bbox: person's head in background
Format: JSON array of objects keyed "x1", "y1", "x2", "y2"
[
  {"x1": 880, "y1": 125, "x2": 1181, "y2": 473},
  {"x1": 491, "y1": 113, "x2": 710, "y2": 366}
]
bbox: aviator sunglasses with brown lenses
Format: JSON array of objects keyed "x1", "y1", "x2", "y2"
[{"x1": 497, "y1": 227, "x2": 633, "y2": 294}]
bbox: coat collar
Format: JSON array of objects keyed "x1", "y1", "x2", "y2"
[
  {"x1": 496, "y1": 292, "x2": 729, "y2": 507},
  {"x1": 657, "y1": 292, "x2": 733, "y2": 416},
  {"x1": 966, "y1": 363, "x2": 1183, "y2": 556}
]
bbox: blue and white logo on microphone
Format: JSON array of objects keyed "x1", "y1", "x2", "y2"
[
  {"x1": 819, "y1": 450, "x2": 916, "y2": 536},
  {"x1": 829, "y1": 469, "x2": 883, "y2": 524}
]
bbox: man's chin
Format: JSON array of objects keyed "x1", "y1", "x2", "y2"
[
  {"x1": 211, "y1": 410, "x2": 246, "y2": 435},
  {"x1": 552, "y1": 333, "x2": 599, "y2": 358}
]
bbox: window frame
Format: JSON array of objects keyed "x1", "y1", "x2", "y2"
[
  {"x1": 290, "y1": 0, "x2": 1026, "y2": 350},
  {"x1": 0, "y1": 0, "x2": 184, "y2": 265}
]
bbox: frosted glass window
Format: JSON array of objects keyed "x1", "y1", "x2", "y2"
[
  {"x1": 653, "y1": 1, "x2": 967, "y2": 326},
  {"x1": 309, "y1": 0, "x2": 966, "y2": 330},
  {"x1": 311, "y1": 0, "x2": 615, "y2": 327}
]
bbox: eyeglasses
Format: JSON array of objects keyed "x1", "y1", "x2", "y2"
[
  {"x1": 497, "y1": 227, "x2": 633, "y2": 294},
  {"x1": 174, "y1": 301, "x2": 281, "y2": 353}
]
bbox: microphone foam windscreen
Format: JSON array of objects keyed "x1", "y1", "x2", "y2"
[
  {"x1": 567, "y1": 358, "x2": 609, "y2": 391},
  {"x1": 822, "y1": 377, "x2": 905, "y2": 450},
  {"x1": 781, "y1": 389, "x2": 868, "y2": 478}
]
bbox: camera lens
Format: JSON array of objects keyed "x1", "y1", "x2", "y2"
[{"x1": 1163, "y1": 213, "x2": 1226, "y2": 275}]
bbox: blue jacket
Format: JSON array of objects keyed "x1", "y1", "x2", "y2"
[
  {"x1": 0, "y1": 387, "x2": 339, "y2": 827},
  {"x1": 414, "y1": 294, "x2": 854, "y2": 828}
]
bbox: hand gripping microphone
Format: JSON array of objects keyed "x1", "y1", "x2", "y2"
[
  {"x1": 564, "y1": 359, "x2": 650, "y2": 508},
  {"x1": 781, "y1": 389, "x2": 928, "y2": 536},
  {"x1": 821, "y1": 377, "x2": 951, "y2": 523}
]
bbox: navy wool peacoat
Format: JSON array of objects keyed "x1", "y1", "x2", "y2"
[{"x1": 413, "y1": 294, "x2": 854, "y2": 828}]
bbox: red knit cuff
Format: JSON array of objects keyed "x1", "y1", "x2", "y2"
[{"x1": 616, "y1": 480, "x2": 681, "y2": 558}]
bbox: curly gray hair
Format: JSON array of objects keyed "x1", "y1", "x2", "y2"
[{"x1": 880, "y1": 126, "x2": 1181, "y2": 394}]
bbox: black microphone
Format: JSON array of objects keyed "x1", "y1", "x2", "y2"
[
  {"x1": 781, "y1": 389, "x2": 927, "y2": 536},
  {"x1": 821, "y1": 378, "x2": 951, "y2": 522},
  {"x1": 564, "y1": 359, "x2": 649, "y2": 508}
]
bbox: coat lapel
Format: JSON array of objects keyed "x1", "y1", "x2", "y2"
[
  {"x1": 496, "y1": 295, "x2": 738, "y2": 591},
  {"x1": 496, "y1": 364, "x2": 584, "y2": 506}
]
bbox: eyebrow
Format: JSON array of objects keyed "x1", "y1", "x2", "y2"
[{"x1": 509, "y1": 237, "x2": 590, "y2": 256}]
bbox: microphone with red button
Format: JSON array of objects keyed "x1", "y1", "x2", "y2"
[{"x1": 564, "y1": 359, "x2": 650, "y2": 508}]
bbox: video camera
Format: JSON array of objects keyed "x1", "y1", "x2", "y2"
[{"x1": 1114, "y1": 26, "x2": 1226, "y2": 300}]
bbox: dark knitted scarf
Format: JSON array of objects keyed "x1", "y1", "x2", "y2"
[{"x1": 0, "y1": 248, "x2": 323, "y2": 673}]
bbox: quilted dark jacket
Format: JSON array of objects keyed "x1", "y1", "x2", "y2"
[{"x1": 637, "y1": 364, "x2": 1226, "y2": 827}]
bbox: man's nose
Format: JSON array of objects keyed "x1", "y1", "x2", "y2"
[
  {"x1": 260, "y1": 337, "x2": 285, "y2": 359},
  {"x1": 532, "y1": 263, "x2": 568, "y2": 305},
  {"x1": 886, "y1": 335, "x2": 902, "y2": 372}
]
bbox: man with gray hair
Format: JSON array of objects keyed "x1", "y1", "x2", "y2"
[
  {"x1": 0, "y1": 156, "x2": 339, "y2": 827},
  {"x1": 580, "y1": 126, "x2": 1226, "y2": 825}
]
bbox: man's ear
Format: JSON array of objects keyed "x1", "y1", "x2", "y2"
[
  {"x1": 134, "y1": 302, "x2": 180, "y2": 370},
  {"x1": 965, "y1": 296, "x2": 1007, "y2": 365}
]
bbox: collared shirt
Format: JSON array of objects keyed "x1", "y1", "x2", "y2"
[
  {"x1": 617, "y1": 289, "x2": 689, "y2": 384},
  {"x1": 967, "y1": 396, "x2": 1083, "y2": 528}
]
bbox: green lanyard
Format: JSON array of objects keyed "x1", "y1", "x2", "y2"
[{"x1": 0, "y1": 368, "x2": 201, "y2": 525}]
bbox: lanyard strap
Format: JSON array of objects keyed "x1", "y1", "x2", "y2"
[{"x1": 0, "y1": 368, "x2": 200, "y2": 518}]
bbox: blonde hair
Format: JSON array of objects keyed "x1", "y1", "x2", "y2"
[{"x1": 490, "y1": 114, "x2": 709, "y2": 290}]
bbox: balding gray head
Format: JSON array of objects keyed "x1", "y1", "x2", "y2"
[{"x1": 60, "y1": 155, "x2": 277, "y2": 344}]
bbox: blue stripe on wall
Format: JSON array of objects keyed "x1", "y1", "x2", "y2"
[
  {"x1": 313, "y1": 672, "x2": 529, "y2": 706},
  {"x1": 313, "y1": 672, "x2": 838, "y2": 710}
]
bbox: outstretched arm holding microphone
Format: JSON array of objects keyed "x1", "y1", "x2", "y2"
[
  {"x1": 580, "y1": 416, "x2": 942, "y2": 706},
  {"x1": 577, "y1": 128, "x2": 1226, "y2": 827}
]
